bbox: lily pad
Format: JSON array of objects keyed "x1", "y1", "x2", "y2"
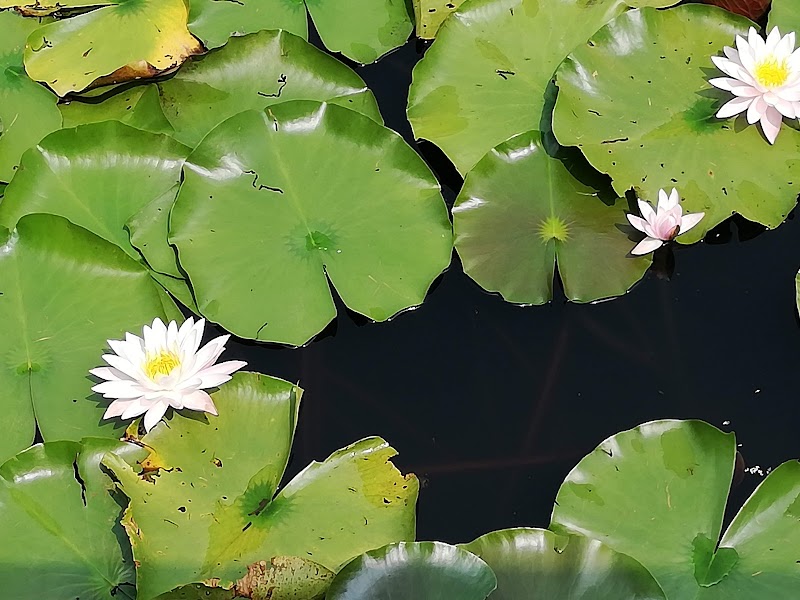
[
  {"x1": 453, "y1": 131, "x2": 651, "y2": 305},
  {"x1": 0, "y1": 0, "x2": 117, "y2": 15},
  {"x1": 461, "y1": 528, "x2": 666, "y2": 599},
  {"x1": 60, "y1": 85, "x2": 175, "y2": 136},
  {"x1": 407, "y1": 0, "x2": 680, "y2": 174},
  {"x1": 553, "y1": 5, "x2": 800, "y2": 244},
  {"x1": 0, "y1": 11, "x2": 61, "y2": 183},
  {"x1": 0, "y1": 214, "x2": 181, "y2": 462},
  {"x1": 0, "y1": 438, "x2": 147, "y2": 599},
  {"x1": 769, "y1": 0, "x2": 800, "y2": 35},
  {"x1": 171, "y1": 101, "x2": 452, "y2": 346},
  {"x1": 188, "y1": 0, "x2": 307, "y2": 50},
  {"x1": 550, "y1": 420, "x2": 800, "y2": 599},
  {"x1": 103, "y1": 373, "x2": 419, "y2": 600},
  {"x1": 156, "y1": 557, "x2": 335, "y2": 599},
  {"x1": 413, "y1": 0, "x2": 466, "y2": 40},
  {"x1": 0, "y1": 121, "x2": 196, "y2": 306},
  {"x1": 326, "y1": 542, "x2": 497, "y2": 599},
  {"x1": 24, "y1": 0, "x2": 203, "y2": 96},
  {"x1": 156, "y1": 29, "x2": 383, "y2": 148}
]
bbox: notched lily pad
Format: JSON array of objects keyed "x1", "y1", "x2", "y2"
[
  {"x1": 104, "y1": 373, "x2": 419, "y2": 600},
  {"x1": 171, "y1": 101, "x2": 452, "y2": 346},
  {"x1": 553, "y1": 5, "x2": 800, "y2": 244},
  {"x1": 551, "y1": 419, "x2": 800, "y2": 599},
  {"x1": 24, "y1": 0, "x2": 203, "y2": 96},
  {"x1": 0, "y1": 438, "x2": 147, "y2": 599},
  {"x1": 412, "y1": 0, "x2": 466, "y2": 40},
  {"x1": 453, "y1": 131, "x2": 651, "y2": 305},
  {"x1": 0, "y1": 214, "x2": 181, "y2": 462},
  {"x1": 326, "y1": 542, "x2": 497, "y2": 599}
]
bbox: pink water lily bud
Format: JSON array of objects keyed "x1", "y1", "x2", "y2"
[{"x1": 626, "y1": 188, "x2": 705, "y2": 256}]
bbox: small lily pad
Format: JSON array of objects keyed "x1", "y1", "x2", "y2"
[
  {"x1": 453, "y1": 131, "x2": 651, "y2": 305},
  {"x1": 24, "y1": 0, "x2": 203, "y2": 96},
  {"x1": 407, "y1": 0, "x2": 680, "y2": 174},
  {"x1": 551, "y1": 420, "x2": 800, "y2": 599},
  {"x1": 461, "y1": 528, "x2": 666, "y2": 599},
  {"x1": 0, "y1": 11, "x2": 61, "y2": 183},
  {"x1": 0, "y1": 438, "x2": 147, "y2": 599},
  {"x1": 0, "y1": 214, "x2": 181, "y2": 463},
  {"x1": 326, "y1": 542, "x2": 497, "y2": 600},
  {"x1": 553, "y1": 5, "x2": 800, "y2": 244},
  {"x1": 104, "y1": 373, "x2": 419, "y2": 600},
  {"x1": 171, "y1": 101, "x2": 453, "y2": 346}
]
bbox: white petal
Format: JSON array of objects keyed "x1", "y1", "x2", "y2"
[
  {"x1": 197, "y1": 361, "x2": 246, "y2": 388},
  {"x1": 717, "y1": 96, "x2": 753, "y2": 119},
  {"x1": 679, "y1": 212, "x2": 705, "y2": 235},
  {"x1": 668, "y1": 188, "x2": 680, "y2": 210},
  {"x1": 181, "y1": 390, "x2": 218, "y2": 416},
  {"x1": 189, "y1": 335, "x2": 230, "y2": 374},
  {"x1": 656, "y1": 189, "x2": 669, "y2": 213},
  {"x1": 631, "y1": 237, "x2": 664, "y2": 256},
  {"x1": 121, "y1": 397, "x2": 152, "y2": 420},
  {"x1": 101, "y1": 354, "x2": 144, "y2": 381},
  {"x1": 626, "y1": 213, "x2": 649, "y2": 234},
  {"x1": 747, "y1": 96, "x2": 767, "y2": 124},
  {"x1": 166, "y1": 320, "x2": 179, "y2": 348},
  {"x1": 637, "y1": 199, "x2": 656, "y2": 223},
  {"x1": 89, "y1": 366, "x2": 126, "y2": 382},
  {"x1": 723, "y1": 46, "x2": 740, "y2": 63},
  {"x1": 708, "y1": 77, "x2": 760, "y2": 97},
  {"x1": 760, "y1": 107, "x2": 783, "y2": 144},
  {"x1": 92, "y1": 380, "x2": 146, "y2": 399},
  {"x1": 766, "y1": 27, "x2": 782, "y2": 53},
  {"x1": 176, "y1": 317, "x2": 196, "y2": 345},
  {"x1": 775, "y1": 31, "x2": 795, "y2": 58},
  {"x1": 748, "y1": 27, "x2": 766, "y2": 55},
  {"x1": 143, "y1": 401, "x2": 170, "y2": 432},
  {"x1": 103, "y1": 399, "x2": 141, "y2": 420},
  {"x1": 736, "y1": 34, "x2": 757, "y2": 73},
  {"x1": 773, "y1": 97, "x2": 797, "y2": 118}
]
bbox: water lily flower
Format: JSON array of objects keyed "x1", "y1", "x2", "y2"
[
  {"x1": 91, "y1": 317, "x2": 246, "y2": 432},
  {"x1": 709, "y1": 26, "x2": 800, "y2": 144},
  {"x1": 627, "y1": 188, "x2": 704, "y2": 255}
]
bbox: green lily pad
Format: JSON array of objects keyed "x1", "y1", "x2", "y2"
[
  {"x1": 326, "y1": 542, "x2": 497, "y2": 599},
  {"x1": 407, "y1": 0, "x2": 680, "y2": 174},
  {"x1": 0, "y1": 12, "x2": 61, "y2": 183},
  {"x1": 553, "y1": 5, "x2": 800, "y2": 244},
  {"x1": 412, "y1": 0, "x2": 466, "y2": 40},
  {"x1": 0, "y1": 214, "x2": 181, "y2": 462},
  {"x1": 0, "y1": 438, "x2": 147, "y2": 599},
  {"x1": 769, "y1": 0, "x2": 800, "y2": 35},
  {"x1": 103, "y1": 373, "x2": 419, "y2": 600},
  {"x1": 155, "y1": 557, "x2": 335, "y2": 599},
  {"x1": 171, "y1": 101, "x2": 453, "y2": 346},
  {"x1": 60, "y1": 85, "x2": 175, "y2": 136},
  {"x1": 461, "y1": 528, "x2": 666, "y2": 599},
  {"x1": 453, "y1": 131, "x2": 651, "y2": 305},
  {"x1": 550, "y1": 420, "x2": 800, "y2": 599},
  {"x1": 156, "y1": 30, "x2": 383, "y2": 148},
  {"x1": 0, "y1": 121, "x2": 196, "y2": 306},
  {"x1": 188, "y1": 0, "x2": 307, "y2": 50},
  {"x1": 24, "y1": 0, "x2": 204, "y2": 96},
  {"x1": 305, "y1": 0, "x2": 412, "y2": 64},
  {"x1": 0, "y1": 0, "x2": 117, "y2": 15}
]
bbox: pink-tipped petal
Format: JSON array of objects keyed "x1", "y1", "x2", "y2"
[
  {"x1": 747, "y1": 96, "x2": 767, "y2": 124},
  {"x1": 637, "y1": 199, "x2": 656, "y2": 223},
  {"x1": 679, "y1": 212, "x2": 705, "y2": 235},
  {"x1": 717, "y1": 96, "x2": 752, "y2": 119},
  {"x1": 182, "y1": 390, "x2": 218, "y2": 415},
  {"x1": 760, "y1": 107, "x2": 783, "y2": 144},
  {"x1": 143, "y1": 401, "x2": 170, "y2": 432},
  {"x1": 103, "y1": 399, "x2": 138, "y2": 420},
  {"x1": 121, "y1": 398, "x2": 151, "y2": 421},
  {"x1": 626, "y1": 214, "x2": 649, "y2": 234},
  {"x1": 631, "y1": 237, "x2": 664, "y2": 256}
]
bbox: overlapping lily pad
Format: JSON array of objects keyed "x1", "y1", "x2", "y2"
[
  {"x1": 0, "y1": 121, "x2": 195, "y2": 306},
  {"x1": 188, "y1": 0, "x2": 308, "y2": 49},
  {"x1": 0, "y1": 0, "x2": 117, "y2": 15},
  {"x1": 156, "y1": 30, "x2": 383, "y2": 147},
  {"x1": 453, "y1": 131, "x2": 651, "y2": 305},
  {"x1": 172, "y1": 101, "x2": 452, "y2": 346},
  {"x1": 413, "y1": 0, "x2": 466, "y2": 39},
  {"x1": 0, "y1": 12, "x2": 61, "y2": 183},
  {"x1": 0, "y1": 438, "x2": 146, "y2": 599},
  {"x1": 462, "y1": 529, "x2": 666, "y2": 599},
  {"x1": 407, "y1": 0, "x2": 679, "y2": 174},
  {"x1": 769, "y1": 0, "x2": 800, "y2": 35},
  {"x1": 103, "y1": 373, "x2": 419, "y2": 600},
  {"x1": 60, "y1": 85, "x2": 175, "y2": 136},
  {"x1": 553, "y1": 5, "x2": 800, "y2": 244},
  {"x1": 551, "y1": 420, "x2": 800, "y2": 599},
  {"x1": 0, "y1": 214, "x2": 181, "y2": 462},
  {"x1": 326, "y1": 542, "x2": 497, "y2": 599},
  {"x1": 24, "y1": 0, "x2": 203, "y2": 96}
]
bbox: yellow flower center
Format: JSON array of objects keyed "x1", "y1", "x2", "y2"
[
  {"x1": 144, "y1": 351, "x2": 180, "y2": 380},
  {"x1": 754, "y1": 57, "x2": 790, "y2": 88}
]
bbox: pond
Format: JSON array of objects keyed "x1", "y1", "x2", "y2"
[{"x1": 229, "y1": 31, "x2": 800, "y2": 544}]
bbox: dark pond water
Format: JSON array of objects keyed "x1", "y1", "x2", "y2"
[{"x1": 221, "y1": 28, "x2": 800, "y2": 545}]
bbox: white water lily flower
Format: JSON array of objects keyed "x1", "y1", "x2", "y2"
[
  {"x1": 91, "y1": 317, "x2": 246, "y2": 431},
  {"x1": 709, "y1": 26, "x2": 800, "y2": 144},
  {"x1": 626, "y1": 188, "x2": 704, "y2": 256}
]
